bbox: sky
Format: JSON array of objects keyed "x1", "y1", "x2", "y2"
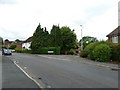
[{"x1": 0, "y1": 0, "x2": 119, "y2": 41}]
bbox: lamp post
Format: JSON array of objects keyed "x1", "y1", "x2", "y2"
[{"x1": 80, "y1": 25, "x2": 83, "y2": 51}]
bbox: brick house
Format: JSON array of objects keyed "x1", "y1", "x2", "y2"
[
  {"x1": 3, "y1": 39, "x2": 16, "y2": 48},
  {"x1": 16, "y1": 42, "x2": 23, "y2": 49},
  {"x1": 106, "y1": 26, "x2": 120, "y2": 43}
]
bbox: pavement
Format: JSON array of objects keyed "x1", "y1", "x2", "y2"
[
  {"x1": 2, "y1": 55, "x2": 40, "y2": 89},
  {"x1": 38, "y1": 55, "x2": 119, "y2": 70}
]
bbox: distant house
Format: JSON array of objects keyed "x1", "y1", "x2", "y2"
[
  {"x1": 106, "y1": 26, "x2": 120, "y2": 43},
  {"x1": 3, "y1": 39, "x2": 16, "y2": 48},
  {"x1": 22, "y1": 37, "x2": 32, "y2": 50},
  {"x1": 16, "y1": 42, "x2": 23, "y2": 49}
]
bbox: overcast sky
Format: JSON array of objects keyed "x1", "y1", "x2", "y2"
[{"x1": 0, "y1": 0, "x2": 119, "y2": 41}]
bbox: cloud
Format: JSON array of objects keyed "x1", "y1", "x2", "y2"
[
  {"x1": 0, "y1": 0, "x2": 16, "y2": 4},
  {"x1": 0, "y1": 0, "x2": 119, "y2": 41}
]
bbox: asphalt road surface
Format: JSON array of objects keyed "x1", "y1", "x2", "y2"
[
  {"x1": 2, "y1": 53, "x2": 119, "y2": 88},
  {"x1": 2, "y1": 55, "x2": 39, "y2": 88}
]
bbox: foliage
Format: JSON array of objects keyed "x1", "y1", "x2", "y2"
[
  {"x1": 2, "y1": 46, "x2": 7, "y2": 49},
  {"x1": 80, "y1": 50, "x2": 87, "y2": 58},
  {"x1": 83, "y1": 42, "x2": 99, "y2": 59},
  {"x1": 9, "y1": 44, "x2": 17, "y2": 49},
  {"x1": 92, "y1": 44, "x2": 111, "y2": 62},
  {"x1": 15, "y1": 49, "x2": 32, "y2": 54},
  {"x1": 38, "y1": 47, "x2": 60, "y2": 55},
  {"x1": 31, "y1": 24, "x2": 77, "y2": 54},
  {"x1": 60, "y1": 26, "x2": 77, "y2": 53},
  {"x1": 15, "y1": 39, "x2": 22, "y2": 43},
  {"x1": 31, "y1": 23, "x2": 49, "y2": 53},
  {"x1": 110, "y1": 44, "x2": 120, "y2": 62},
  {"x1": 79, "y1": 36, "x2": 98, "y2": 49},
  {"x1": 50, "y1": 25, "x2": 62, "y2": 47},
  {"x1": 68, "y1": 49, "x2": 75, "y2": 55}
]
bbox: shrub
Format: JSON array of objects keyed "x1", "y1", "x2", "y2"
[
  {"x1": 80, "y1": 50, "x2": 87, "y2": 58},
  {"x1": 2, "y1": 46, "x2": 7, "y2": 49},
  {"x1": 92, "y1": 44, "x2": 111, "y2": 62},
  {"x1": 9, "y1": 44, "x2": 17, "y2": 49},
  {"x1": 83, "y1": 42, "x2": 99, "y2": 59},
  {"x1": 110, "y1": 44, "x2": 120, "y2": 62},
  {"x1": 68, "y1": 49, "x2": 75, "y2": 55},
  {"x1": 38, "y1": 47, "x2": 60, "y2": 55},
  {"x1": 15, "y1": 49, "x2": 32, "y2": 54}
]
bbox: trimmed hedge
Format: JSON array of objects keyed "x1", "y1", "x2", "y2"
[
  {"x1": 110, "y1": 44, "x2": 120, "y2": 62},
  {"x1": 15, "y1": 49, "x2": 32, "y2": 54},
  {"x1": 92, "y1": 44, "x2": 111, "y2": 62},
  {"x1": 38, "y1": 47, "x2": 60, "y2": 55}
]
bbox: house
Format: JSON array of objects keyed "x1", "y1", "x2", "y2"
[
  {"x1": 3, "y1": 39, "x2": 16, "y2": 48},
  {"x1": 16, "y1": 42, "x2": 23, "y2": 49},
  {"x1": 106, "y1": 26, "x2": 120, "y2": 43},
  {"x1": 22, "y1": 37, "x2": 32, "y2": 50}
]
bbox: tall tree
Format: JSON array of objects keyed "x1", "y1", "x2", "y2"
[
  {"x1": 31, "y1": 23, "x2": 45, "y2": 53},
  {"x1": 50, "y1": 25, "x2": 62, "y2": 47},
  {"x1": 60, "y1": 26, "x2": 77, "y2": 54}
]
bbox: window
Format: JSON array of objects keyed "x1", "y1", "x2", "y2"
[{"x1": 112, "y1": 36, "x2": 118, "y2": 43}]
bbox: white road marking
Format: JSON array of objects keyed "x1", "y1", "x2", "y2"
[{"x1": 13, "y1": 61, "x2": 44, "y2": 89}]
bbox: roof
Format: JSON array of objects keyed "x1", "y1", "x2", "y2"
[
  {"x1": 106, "y1": 26, "x2": 120, "y2": 37},
  {"x1": 23, "y1": 36, "x2": 32, "y2": 43}
]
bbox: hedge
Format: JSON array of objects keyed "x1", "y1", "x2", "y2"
[
  {"x1": 38, "y1": 47, "x2": 60, "y2": 55},
  {"x1": 83, "y1": 42, "x2": 99, "y2": 59},
  {"x1": 92, "y1": 44, "x2": 111, "y2": 62},
  {"x1": 110, "y1": 44, "x2": 120, "y2": 62},
  {"x1": 80, "y1": 50, "x2": 88, "y2": 58},
  {"x1": 80, "y1": 41, "x2": 120, "y2": 62},
  {"x1": 15, "y1": 49, "x2": 32, "y2": 54}
]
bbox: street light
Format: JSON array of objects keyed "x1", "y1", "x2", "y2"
[{"x1": 80, "y1": 25, "x2": 83, "y2": 51}]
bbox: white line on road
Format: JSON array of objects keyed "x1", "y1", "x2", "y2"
[{"x1": 13, "y1": 61, "x2": 44, "y2": 89}]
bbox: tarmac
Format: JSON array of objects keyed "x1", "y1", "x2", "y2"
[{"x1": 2, "y1": 55, "x2": 40, "y2": 89}]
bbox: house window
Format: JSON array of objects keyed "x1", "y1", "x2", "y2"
[{"x1": 112, "y1": 36, "x2": 118, "y2": 43}]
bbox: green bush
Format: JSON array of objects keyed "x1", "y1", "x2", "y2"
[
  {"x1": 110, "y1": 44, "x2": 120, "y2": 62},
  {"x1": 38, "y1": 47, "x2": 60, "y2": 55},
  {"x1": 80, "y1": 50, "x2": 87, "y2": 58},
  {"x1": 68, "y1": 49, "x2": 75, "y2": 55},
  {"x1": 92, "y1": 44, "x2": 111, "y2": 62},
  {"x1": 83, "y1": 42, "x2": 99, "y2": 59},
  {"x1": 15, "y1": 49, "x2": 32, "y2": 54},
  {"x1": 9, "y1": 44, "x2": 17, "y2": 49},
  {"x1": 2, "y1": 46, "x2": 7, "y2": 49}
]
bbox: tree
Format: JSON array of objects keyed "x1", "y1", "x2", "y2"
[
  {"x1": 60, "y1": 26, "x2": 77, "y2": 54},
  {"x1": 31, "y1": 23, "x2": 50, "y2": 53},
  {"x1": 79, "y1": 36, "x2": 98, "y2": 49},
  {"x1": 50, "y1": 25, "x2": 62, "y2": 47},
  {"x1": 15, "y1": 39, "x2": 21, "y2": 43}
]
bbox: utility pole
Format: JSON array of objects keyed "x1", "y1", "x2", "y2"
[{"x1": 80, "y1": 25, "x2": 83, "y2": 51}]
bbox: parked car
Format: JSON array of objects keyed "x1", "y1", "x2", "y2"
[{"x1": 2, "y1": 49, "x2": 12, "y2": 55}]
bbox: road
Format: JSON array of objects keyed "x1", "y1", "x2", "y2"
[
  {"x1": 2, "y1": 53, "x2": 118, "y2": 88},
  {"x1": 2, "y1": 55, "x2": 39, "y2": 88}
]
